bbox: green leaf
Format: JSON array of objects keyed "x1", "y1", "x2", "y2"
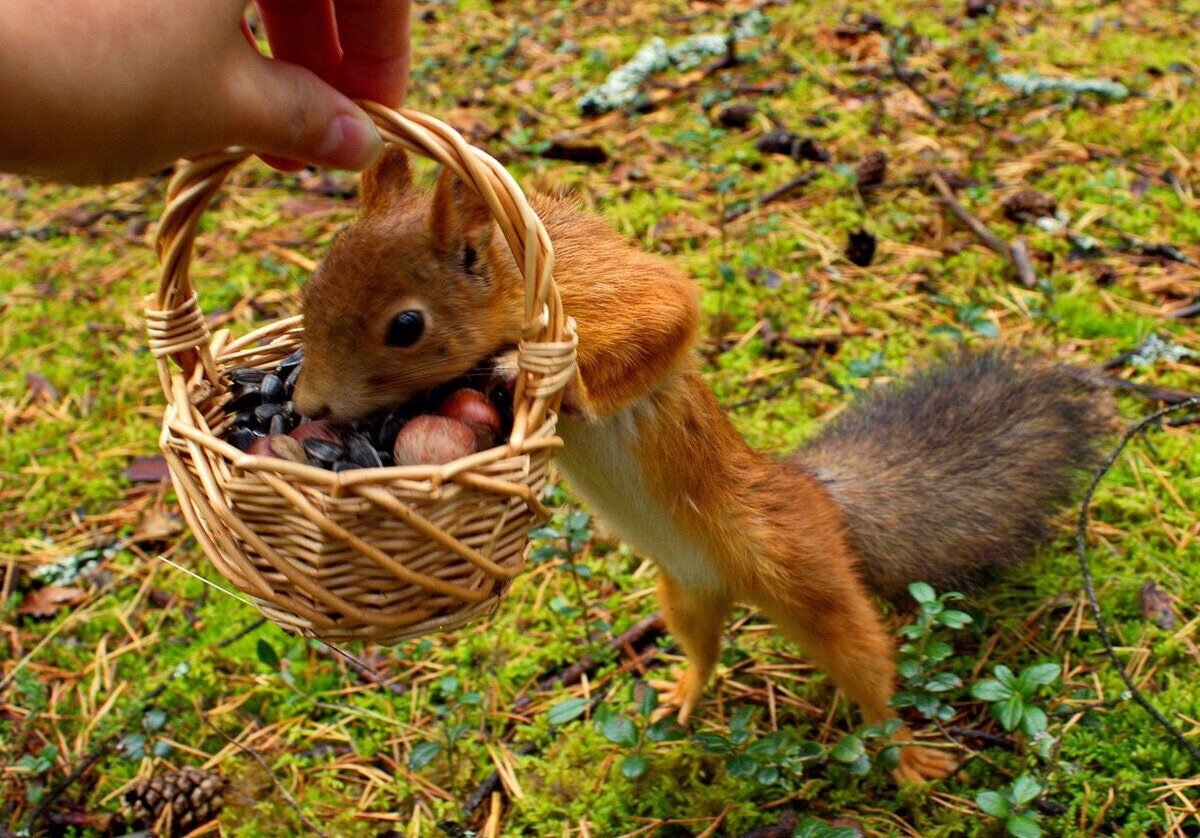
[
  {"x1": 1020, "y1": 663, "x2": 1061, "y2": 688},
  {"x1": 602, "y1": 716, "x2": 638, "y2": 747},
  {"x1": 897, "y1": 659, "x2": 921, "y2": 680},
  {"x1": 151, "y1": 739, "x2": 173, "y2": 758},
  {"x1": 1011, "y1": 773, "x2": 1042, "y2": 806},
  {"x1": 646, "y1": 719, "x2": 685, "y2": 742},
  {"x1": 255, "y1": 638, "x2": 280, "y2": 668},
  {"x1": 727, "y1": 754, "x2": 758, "y2": 779},
  {"x1": 747, "y1": 731, "x2": 789, "y2": 757},
  {"x1": 937, "y1": 609, "x2": 973, "y2": 629},
  {"x1": 972, "y1": 319, "x2": 1000, "y2": 339},
  {"x1": 408, "y1": 741, "x2": 441, "y2": 771},
  {"x1": 438, "y1": 676, "x2": 460, "y2": 695},
  {"x1": 636, "y1": 684, "x2": 658, "y2": 718},
  {"x1": 925, "y1": 640, "x2": 954, "y2": 662},
  {"x1": 756, "y1": 765, "x2": 781, "y2": 785},
  {"x1": 1006, "y1": 812, "x2": 1042, "y2": 838},
  {"x1": 914, "y1": 692, "x2": 944, "y2": 718},
  {"x1": 547, "y1": 697, "x2": 588, "y2": 726},
  {"x1": 925, "y1": 671, "x2": 963, "y2": 692},
  {"x1": 971, "y1": 679, "x2": 1012, "y2": 702},
  {"x1": 1021, "y1": 705, "x2": 1048, "y2": 737},
  {"x1": 976, "y1": 790, "x2": 1011, "y2": 818},
  {"x1": 996, "y1": 694, "x2": 1025, "y2": 731},
  {"x1": 877, "y1": 745, "x2": 901, "y2": 770},
  {"x1": 692, "y1": 732, "x2": 733, "y2": 754},
  {"x1": 729, "y1": 705, "x2": 756, "y2": 735},
  {"x1": 909, "y1": 582, "x2": 937, "y2": 604},
  {"x1": 831, "y1": 735, "x2": 866, "y2": 763},
  {"x1": 994, "y1": 665, "x2": 1018, "y2": 689},
  {"x1": 142, "y1": 708, "x2": 167, "y2": 732},
  {"x1": 620, "y1": 755, "x2": 648, "y2": 779}
]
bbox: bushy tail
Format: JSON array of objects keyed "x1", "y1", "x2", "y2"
[{"x1": 796, "y1": 351, "x2": 1114, "y2": 604}]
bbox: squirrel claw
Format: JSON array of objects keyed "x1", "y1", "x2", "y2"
[
  {"x1": 891, "y1": 744, "x2": 959, "y2": 785},
  {"x1": 649, "y1": 670, "x2": 702, "y2": 725}
]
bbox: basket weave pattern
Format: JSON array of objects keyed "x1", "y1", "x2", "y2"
[{"x1": 147, "y1": 106, "x2": 576, "y2": 643}]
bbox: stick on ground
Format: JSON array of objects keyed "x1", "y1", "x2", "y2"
[{"x1": 930, "y1": 172, "x2": 1038, "y2": 287}]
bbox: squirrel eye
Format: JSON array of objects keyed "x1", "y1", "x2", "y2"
[{"x1": 386, "y1": 309, "x2": 425, "y2": 348}]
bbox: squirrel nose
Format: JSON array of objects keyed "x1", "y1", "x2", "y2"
[{"x1": 303, "y1": 404, "x2": 331, "y2": 421}]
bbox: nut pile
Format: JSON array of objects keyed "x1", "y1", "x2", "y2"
[{"x1": 220, "y1": 349, "x2": 513, "y2": 471}]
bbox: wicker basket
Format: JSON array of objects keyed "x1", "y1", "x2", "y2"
[{"x1": 147, "y1": 104, "x2": 576, "y2": 644}]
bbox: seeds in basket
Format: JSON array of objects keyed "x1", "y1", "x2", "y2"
[
  {"x1": 222, "y1": 351, "x2": 516, "y2": 469},
  {"x1": 247, "y1": 434, "x2": 306, "y2": 462}
]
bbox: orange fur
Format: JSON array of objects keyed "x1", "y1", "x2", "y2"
[{"x1": 297, "y1": 151, "x2": 962, "y2": 783}]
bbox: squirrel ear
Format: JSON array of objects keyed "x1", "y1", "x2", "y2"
[
  {"x1": 360, "y1": 146, "x2": 413, "y2": 212},
  {"x1": 429, "y1": 167, "x2": 495, "y2": 269}
]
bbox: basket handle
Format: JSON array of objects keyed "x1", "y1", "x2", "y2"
[{"x1": 148, "y1": 104, "x2": 575, "y2": 440}]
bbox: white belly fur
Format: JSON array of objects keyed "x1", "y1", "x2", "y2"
[{"x1": 555, "y1": 400, "x2": 722, "y2": 592}]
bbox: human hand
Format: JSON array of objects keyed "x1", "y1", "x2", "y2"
[{"x1": 0, "y1": 0, "x2": 411, "y2": 184}]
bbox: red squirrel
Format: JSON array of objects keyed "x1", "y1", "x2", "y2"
[{"x1": 294, "y1": 149, "x2": 1111, "y2": 784}]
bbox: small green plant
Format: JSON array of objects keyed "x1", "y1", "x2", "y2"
[
  {"x1": 529, "y1": 497, "x2": 598, "y2": 648},
  {"x1": 407, "y1": 676, "x2": 485, "y2": 782},
  {"x1": 693, "y1": 707, "x2": 902, "y2": 783},
  {"x1": 591, "y1": 683, "x2": 685, "y2": 779},
  {"x1": 891, "y1": 582, "x2": 974, "y2": 722},
  {"x1": 929, "y1": 296, "x2": 1000, "y2": 340},
  {"x1": 976, "y1": 774, "x2": 1044, "y2": 837},
  {"x1": 971, "y1": 662, "x2": 1060, "y2": 756}
]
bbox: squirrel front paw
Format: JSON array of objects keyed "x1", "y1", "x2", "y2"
[{"x1": 490, "y1": 349, "x2": 584, "y2": 417}]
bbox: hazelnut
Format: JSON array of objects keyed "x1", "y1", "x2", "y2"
[
  {"x1": 438, "y1": 388, "x2": 502, "y2": 449},
  {"x1": 392, "y1": 415, "x2": 478, "y2": 466}
]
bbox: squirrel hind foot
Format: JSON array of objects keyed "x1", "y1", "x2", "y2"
[{"x1": 892, "y1": 743, "x2": 959, "y2": 785}]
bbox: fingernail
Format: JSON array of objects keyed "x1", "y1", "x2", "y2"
[{"x1": 317, "y1": 113, "x2": 382, "y2": 171}]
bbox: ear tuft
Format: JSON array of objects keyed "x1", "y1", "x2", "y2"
[
  {"x1": 360, "y1": 147, "x2": 413, "y2": 212},
  {"x1": 429, "y1": 167, "x2": 496, "y2": 266}
]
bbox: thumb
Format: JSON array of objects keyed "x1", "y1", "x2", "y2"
[{"x1": 227, "y1": 54, "x2": 383, "y2": 171}]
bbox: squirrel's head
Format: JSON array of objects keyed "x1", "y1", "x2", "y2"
[{"x1": 294, "y1": 148, "x2": 523, "y2": 422}]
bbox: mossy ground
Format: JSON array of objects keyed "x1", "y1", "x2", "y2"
[{"x1": 2, "y1": 1, "x2": 1199, "y2": 835}]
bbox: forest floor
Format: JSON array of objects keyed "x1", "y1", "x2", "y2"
[{"x1": 2, "y1": 0, "x2": 1199, "y2": 835}]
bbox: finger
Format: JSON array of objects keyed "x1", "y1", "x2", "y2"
[
  {"x1": 255, "y1": 0, "x2": 341, "y2": 84},
  {"x1": 228, "y1": 52, "x2": 382, "y2": 171},
  {"x1": 332, "y1": 0, "x2": 412, "y2": 105}
]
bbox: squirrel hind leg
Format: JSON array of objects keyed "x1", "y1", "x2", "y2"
[{"x1": 650, "y1": 573, "x2": 731, "y2": 724}]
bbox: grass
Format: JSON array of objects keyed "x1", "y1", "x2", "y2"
[{"x1": 2, "y1": 0, "x2": 1199, "y2": 835}]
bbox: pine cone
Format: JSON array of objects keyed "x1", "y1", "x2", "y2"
[
  {"x1": 855, "y1": 150, "x2": 888, "y2": 189},
  {"x1": 124, "y1": 768, "x2": 226, "y2": 836},
  {"x1": 1002, "y1": 189, "x2": 1057, "y2": 223}
]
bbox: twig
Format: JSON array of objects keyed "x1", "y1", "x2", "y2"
[
  {"x1": 1075, "y1": 397, "x2": 1200, "y2": 768},
  {"x1": 929, "y1": 172, "x2": 1037, "y2": 287},
  {"x1": 1060, "y1": 365, "x2": 1200, "y2": 405},
  {"x1": 1166, "y1": 298, "x2": 1200, "y2": 320},
  {"x1": 204, "y1": 719, "x2": 329, "y2": 837},
  {"x1": 724, "y1": 171, "x2": 820, "y2": 223}
]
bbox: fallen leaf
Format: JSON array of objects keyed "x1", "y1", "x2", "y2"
[
  {"x1": 132, "y1": 509, "x2": 183, "y2": 546},
  {"x1": 124, "y1": 456, "x2": 170, "y2": 483},
  {"x1": 25, "y1": 373, "x2": 60, "y2": 403},
  {"x1": 18, "y1": 586, "x2": 87, "y2": 618}
]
